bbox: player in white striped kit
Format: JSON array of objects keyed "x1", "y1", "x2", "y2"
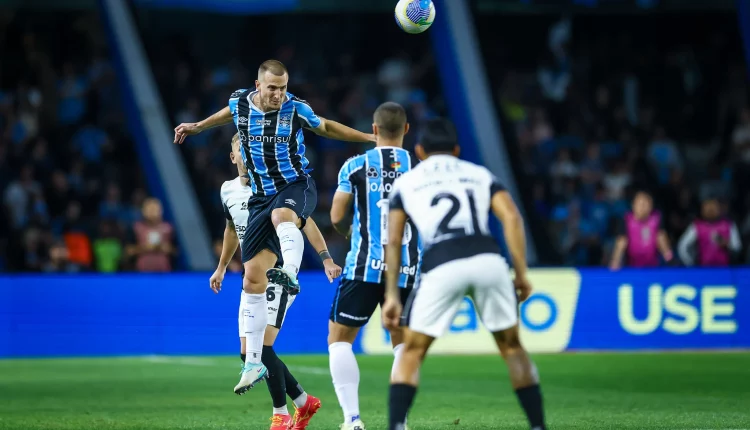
[
  {"x1": 209, "y1": 133, "x2": 341, "y2": 429},
  {"x1": 381, "y1": 119, "x2": 548, "y2": 430}
]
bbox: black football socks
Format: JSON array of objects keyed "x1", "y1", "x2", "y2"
[{"x1": 515, "y1": 384, "x2": 547, "y2": 430}]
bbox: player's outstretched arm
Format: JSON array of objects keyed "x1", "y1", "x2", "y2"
[
  {"x1": 311, "y1": 117, "x2": 375, "y2": 143},
  {"x1": 490, "y1": 190, "x2": 532, "y2": 302},
  {"x1": 382, "y1": 207, "x2": 407, "y2": 330},
  {"x1": 174, "y1": 106, "x2": 233, "y2": 144},
  {"x1": 302, "y1": 217, "x2": 342, "y2": 283},
  {"x1": 210, "y1": 220, "x2": 240, "y2": 293},
  {"x1": 330, "y1": 191, "x2": 354, "y2": 239}
]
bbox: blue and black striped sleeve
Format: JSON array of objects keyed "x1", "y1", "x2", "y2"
[
  {"x1": 294, "y1": 98, "x2": 322, "y2": 129},
  {"x1": 337, "y1": 156, "x2": 362, "y2": 194},
  {"x1": 228, "y1": 88, "x2": 246, "y2": 115}
]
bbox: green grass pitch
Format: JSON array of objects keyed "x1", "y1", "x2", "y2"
[{"x1": 1, "y1": 353, "x2": 748, "y2": 429}]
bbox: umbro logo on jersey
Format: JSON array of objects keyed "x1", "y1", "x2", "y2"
[
  {"x1": 238, "y1": 116, "x2": 248, "y2": 125},
  {"x1": 285, "y1": 199, "x2": 296, "y2": 206}
]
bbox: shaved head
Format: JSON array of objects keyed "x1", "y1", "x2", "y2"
[
  {"x1": 374, "y1": 102, "x2": 407, "y2": 139},
  {"x1": 258, "y1": 59, "x2": 288, "y2": 80}
]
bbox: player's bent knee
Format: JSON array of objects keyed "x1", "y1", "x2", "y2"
[
  {"x1": 271, "y1": 208, "x2": 299, "y2": 228},
  {"x1": 402, "y1": 330, "x2": 434, "y2": 362},
  {"x1": 328, "y1": 321, "x2": 359, "y2": 345},
  {"x1": 243, "y1": 274, "x2": 266, "y2": 295},
  {"x1": 244, "y1": 260, "x2": 271, "y2": 294},
  {"x1": 402, "y1": 343, "x2": 428, "y2": 364},
  {"x1": 389, "y1": 327, "x2": 405, "y2": 347},
  {"x1": 493, "y1": 326, "x2": 524, "y2": 355}
]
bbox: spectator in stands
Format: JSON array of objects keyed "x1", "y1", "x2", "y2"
[
  {"x1": 610, "y1": 191, "x2": 674, "y2": 270},
  {"x1": 580, "y1": 143, "x2": 604, "y2": 194},
  {"x1": 0, "y1": 13, "x2": 143, "y2": 272},
  {"x1": 57, "y1": 62, "x2": 88, "y2": 126},
  {"x1": 93, "y1": 219, "x2": 123, "y2": 273},
  {"x1": 212, "y1": 239, "x2": 242, "y2": 273},
  {"x1": 46, "y1": 170, "x2": 77, "y2": 219},
  {"x1": 71, "y1": 123, "x2": 109, "y2": 164},
  {"x1": 647, "y1": 127, "x2": 683, "y2": 184},
  {"x1": 602, "y1": 159, "x2": 632, "y2": 202},
  {"x1": 43, "y1": 240, "x2": 82, "y2": 273},
  {"x1": 4, "y1": 165, "x2": 41, "y2": 230},
  {"x1": 677, "y1": 198, "x2": 741, "y2": 267},
  {"x1": 128, "y1": 197, "x2": 175, "y2": 272},
  {"x1": 99, "y1": 183, "x2": 126, "y2": 223},
  {"x1": 55, "y1": 201, "x2": 93, "y2": 270}
]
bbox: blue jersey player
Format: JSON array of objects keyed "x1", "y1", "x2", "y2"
[
  {"x1": 328, "y1": 102, "x2": 422, "y2": 430},
  {"x1": 174, "y1": 60, "x2": 374, "y2": 399}
]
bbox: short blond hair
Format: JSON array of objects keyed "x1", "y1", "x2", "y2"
[
  {"x1": 258, "y1": 59, "x2": 288, "y2": 79},
  {"x1": 231, "y1": 133, "x2": 240, "y2": 149}
]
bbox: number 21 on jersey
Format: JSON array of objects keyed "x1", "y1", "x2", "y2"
[{"x1": 431, "y1": 189, "x2": 482, "y2": 241}]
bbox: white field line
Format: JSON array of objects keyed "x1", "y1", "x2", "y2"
[{"x1": 136, "y1": 356, "x2": 331, "y2": 376}]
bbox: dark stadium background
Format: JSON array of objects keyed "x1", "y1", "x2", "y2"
[{"x1": 1, "y1": 1, "x2": 749, "y2": 429}]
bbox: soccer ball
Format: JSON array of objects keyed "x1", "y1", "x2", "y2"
[{"x1": 394, "y1": 0, "x2": 436, "y2": 34}]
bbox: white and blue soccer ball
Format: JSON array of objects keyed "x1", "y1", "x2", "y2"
[{"x1": 394, "y1": 0, "x2": 436, "y2": 34}]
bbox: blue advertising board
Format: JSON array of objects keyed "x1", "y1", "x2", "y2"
[{"x1": 0, "y1": 268, "x2": 747, "y2": 358}]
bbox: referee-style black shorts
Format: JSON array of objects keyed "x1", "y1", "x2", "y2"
[
  {"x1": 241, "y1": 175, "x2": 318, "y2": 264},
  {"x1": 330, "y1": 279, "x2": 413, "y2": 327}
]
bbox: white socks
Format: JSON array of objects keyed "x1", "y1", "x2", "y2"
[
  {"x1": 329, "y1": 342, "x2": 360, "y2": 423},
  {"x1": 242, "y1": 293, "x2": 266, "y2": 365},
  {"x1": 391, "y1": 343, "x2": 405, "y2": 381},
  {"x1": 276, "y1": 222, "x2": 304, "y2": 275},
  {"x1": 293, "y1": 393, "x2": 308, "y2": 409}
]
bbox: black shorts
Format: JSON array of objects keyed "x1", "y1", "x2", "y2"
[
  {"x1": 329, "y1": 279, "x2": 413, "y2": 327},
  {"x1": 241, "y1": 175, "x2": 318, "y2": 263}
]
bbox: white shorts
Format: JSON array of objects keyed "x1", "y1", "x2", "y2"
[
  {"x1": 406, "y1": 253, "x2": 518, "y2": 338},
  {"x1": 238, "y1": 283, "x2": 297, "y2": 337}
]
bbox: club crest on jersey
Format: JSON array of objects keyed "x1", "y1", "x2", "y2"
[{"x1": 279, "y1": 114, "x2": 292, "y2": 127}]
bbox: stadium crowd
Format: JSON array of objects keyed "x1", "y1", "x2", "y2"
[
  {"x1": 486, "y1": 14, "x2": 750, "y2": 266},
  {"x1": 3, "y1": 9, "x2": 749, "y2": 272},
  {"x1": 0, "y1": 11, "x2": 173, "y2": 272}
]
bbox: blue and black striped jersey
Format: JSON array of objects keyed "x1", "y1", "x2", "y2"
[
  {"x1": 337, "y1": 147, "x2": 422, "y2": 288},
  {"x1": 228, "y1": 90, "x2": 320, "y2": 197}
]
